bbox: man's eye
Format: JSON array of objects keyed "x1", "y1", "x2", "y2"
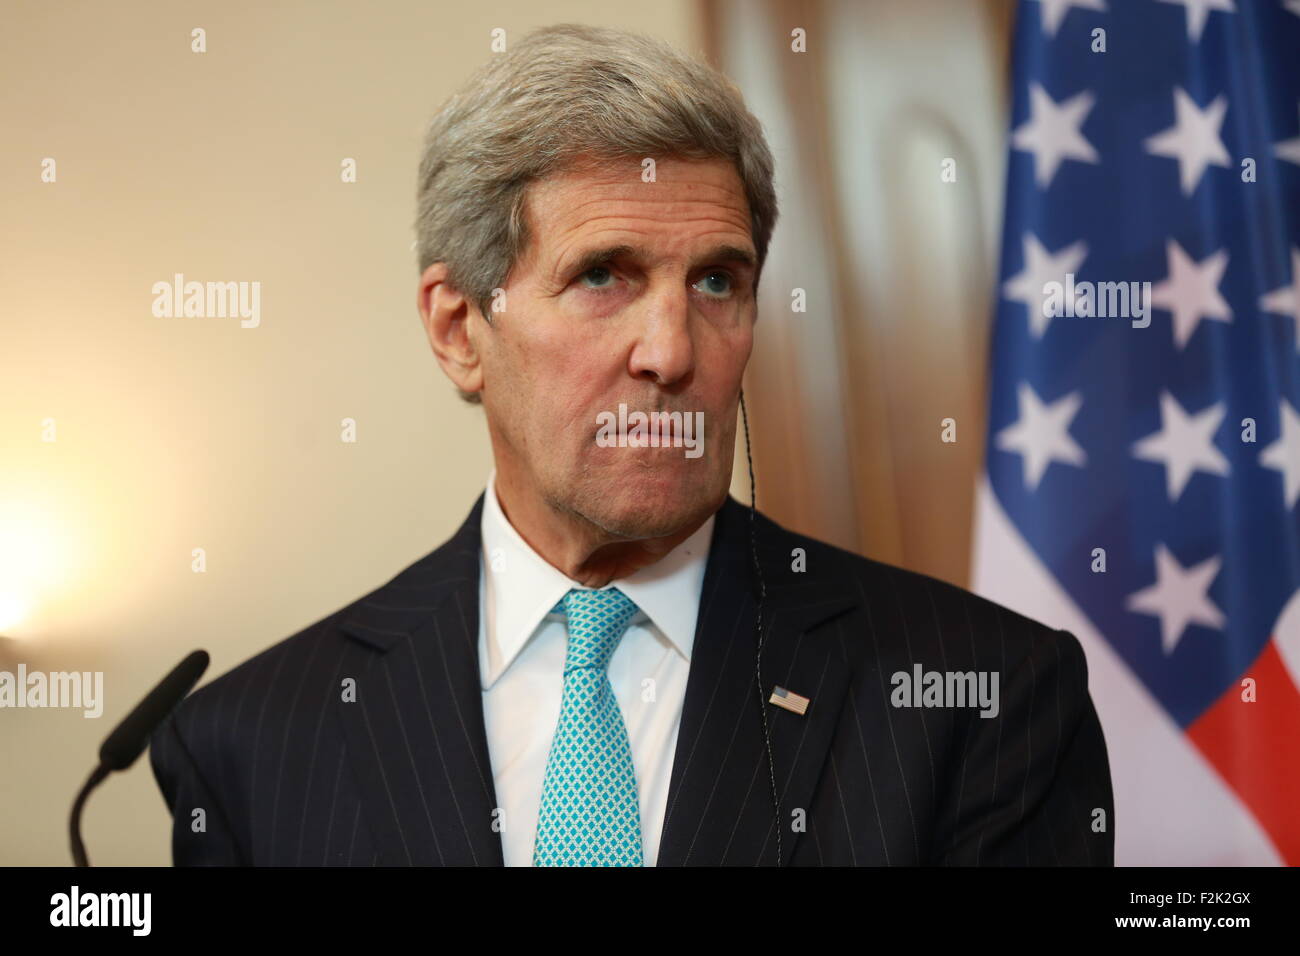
[
  {"x1": 578, "y1": 266, "x2": 615, "y2": 289},
  {"x1": 693, "y1": 270, "x2": 734, "y2": 298}
]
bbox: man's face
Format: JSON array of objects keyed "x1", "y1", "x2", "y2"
[{"x1": 475, "y1": 154, "x2": 757, "y2": 540}]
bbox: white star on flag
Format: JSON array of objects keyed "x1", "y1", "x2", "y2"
[
  {"x1": 1259, "y1": 399, "x2": 1300, "y2": 509},
  {"x1": 1154, "y1": 0, "x2": 1235, "y2": 41},
  {"x1": 1259, "y1": 246, "x2": 1300, "y2": 351},
  {"x1": 1028, "y1": 0, "x2": 1107, "y2": 36},
  {"x1": 996, "y1": 382, "x2": 1087, "y2": 490},
  {"x1": 1275, "y1": 105, "x2": 1300, "y2": 167},
  {"x1": 1143, "y1": 88, "x2": 1231, "y2": 195},
  {"x1": 1131, "y1": 391, "x2": 1230, "y2": 501},
  {"x1": 1287, "y1": 0, "x2": 1300, "y2": 18},
  {"x1": 1011, "y1": 84, "x2": 1100, "y2": 188},
  {"x1": 1150, "y1": 240, "x2": 1232, "y2": 349},
  {"x1": 1126, "y1": 544, "x2": 1225, "y2": 655},
  {"x1": 1002, "y1": 233, "x2": 1090, "y2": 337}
]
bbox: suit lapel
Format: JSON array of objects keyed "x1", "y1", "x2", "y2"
[
  {"x1": 657, "y1": 497, "x2": 858, "y2": 866},
  {"x1": 333, "y1": 491, "x2": 857, "y2": 867},
  {"x1": 335, "y1": 493, "x2": 505, "y2": 865}
]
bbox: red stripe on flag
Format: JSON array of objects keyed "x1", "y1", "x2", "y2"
[{"x1": 1187, "y1": 639, "x2": 1300, "y2": 866}]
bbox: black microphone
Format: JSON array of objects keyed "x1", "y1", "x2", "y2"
[{"x1": 69, "y1": 649, "x2": 210, "y2": 866}]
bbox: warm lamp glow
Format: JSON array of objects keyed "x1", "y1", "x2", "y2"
[
  {"x1": 0, "y1": 592, "x2": 27, "y2": 633},
  {"x1": 0, "y1": 498, "x2": 69, "y2": 638}
]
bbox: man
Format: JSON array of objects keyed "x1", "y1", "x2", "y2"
[{"x1": 149, "y1": 23, "x2": 1114, "y2": 866}]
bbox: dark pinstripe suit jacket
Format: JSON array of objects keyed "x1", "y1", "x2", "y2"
[{"x1": 149, "y1": 492, "x2": 1115, "y2": 865}]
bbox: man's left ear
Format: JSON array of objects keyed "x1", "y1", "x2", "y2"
[{"x1": 418, "y1": 262, "x2": 485, "y2": 397}]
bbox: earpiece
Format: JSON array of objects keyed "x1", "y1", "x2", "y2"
[{"x1": 739, "y1": 388, "x2": 780, "y2": 866}]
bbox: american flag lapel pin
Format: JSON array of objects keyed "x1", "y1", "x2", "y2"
[{"x1": 769, "y1": 685, "x2": 811, "y2": 716}]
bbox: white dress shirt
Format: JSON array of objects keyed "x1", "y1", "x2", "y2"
[{"x1": 477, "y1": 470, "x2": 713, "y2": 866}]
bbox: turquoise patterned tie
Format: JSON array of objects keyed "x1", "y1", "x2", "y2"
[{"x1": 532, "y1": 586, "x2": 644, "y2": 866}]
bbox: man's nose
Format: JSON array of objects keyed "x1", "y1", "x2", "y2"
[{"x1": 627, "y1": 284, "x2": 695, "y2": 387}]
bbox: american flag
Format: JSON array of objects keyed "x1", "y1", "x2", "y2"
[
  {"x1": 972, "y1": 0, "x2": 1300, "y2": 865},
  {"x1": 769, "y1": 685, "x2": 811, "y2": 716}
]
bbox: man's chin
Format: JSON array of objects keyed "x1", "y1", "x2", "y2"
[{"x1": 581, "y1": 475, "x2": 723, "y2": 540}]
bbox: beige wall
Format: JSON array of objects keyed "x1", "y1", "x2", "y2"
[{"x1": 0, "y1": 0, "x2": 703, "y2": 865}]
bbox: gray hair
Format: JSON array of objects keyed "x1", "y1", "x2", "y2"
[{"x1": 414, "y1": 23, "x2": 778, "y2": 402}]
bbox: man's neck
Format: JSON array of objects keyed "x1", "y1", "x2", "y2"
[{"x1": 491, "y1": 471, "x2": 705, "y2": 589}]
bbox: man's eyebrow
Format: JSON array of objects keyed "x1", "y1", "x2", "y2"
[
  {"x1": 559, "y1": 243, "x2": 758, "y2": 278},
  {"x1": 563, "y1": 244, "x2": 638, "y2": 278},
  {"x1": 701, "y1": 244, "x2": 758, "y2": 271}
]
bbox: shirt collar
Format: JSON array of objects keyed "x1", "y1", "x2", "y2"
[{"x1": 479, "y1": 469, "x2": 714, "y2": 690}]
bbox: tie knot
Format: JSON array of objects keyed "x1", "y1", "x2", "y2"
[{"x1": 552, "y1": 587, "x2": 640, "y2": 672}]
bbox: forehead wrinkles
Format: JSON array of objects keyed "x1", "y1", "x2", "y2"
[
  {"x1": 538, "y1": 171, "x2": 749, "y2": 224},
  {"x1": 560, "y1": 196, "x2": 751, "y2": 235},
  {"x1": 534, "y1": 187, "x2": 752, "y2": 276},
  {"x1": 553, "y1": 210, "x2": 751, "y2": 255},
  {"x1": 510, "y1": 159, "x2": 754, "y2": 285}
]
